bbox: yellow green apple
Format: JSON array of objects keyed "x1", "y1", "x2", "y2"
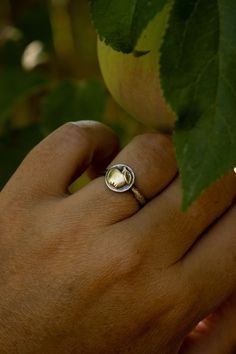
[{"x1": 97, "y1": 1, "x2": 176, "y2": 133}]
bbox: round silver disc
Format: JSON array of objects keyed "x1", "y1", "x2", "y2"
[{"x1": 105, "y1": 164, "x2": 135, "y2": 193}]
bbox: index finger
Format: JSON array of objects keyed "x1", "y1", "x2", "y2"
[{"x1": 3, "y1": 121, "x2": 119, "y2": 198}]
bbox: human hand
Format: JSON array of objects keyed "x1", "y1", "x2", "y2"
[{"x1": 0, "y1": 121, "x2": 235, "y2": 354}]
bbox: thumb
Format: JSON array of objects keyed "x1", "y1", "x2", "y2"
[{"x1": 4, "y1": 121, "x2": 119, "y2": 198}]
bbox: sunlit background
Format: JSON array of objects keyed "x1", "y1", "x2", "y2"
[{"x1": 0, "y1": 0, "x2": 146, "y2": 189}]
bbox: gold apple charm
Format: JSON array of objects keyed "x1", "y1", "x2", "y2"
[{"x1": 105, "y1": 164, "x2": 135, "y2": 192}]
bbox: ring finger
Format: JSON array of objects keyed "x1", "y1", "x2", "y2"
[{"x1": 68, "y1": 133, "x2": 178, "y2": 224}]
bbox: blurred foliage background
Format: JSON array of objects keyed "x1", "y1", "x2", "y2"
[{"x1": 0, "y1": 0, "x2": 145, "y2": 189}]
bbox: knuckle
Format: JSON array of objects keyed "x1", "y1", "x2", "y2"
[
  {"x1": 63, "y1": 120, "x2": 109, "y2": 142},
  {"x1": 58, "y1": 122, "x2": 91, "y2": 146},
  {"x1": 118, "y1": 246, "x2": 143, "y2": 275},
  {"x1": 132, "y1": 133, "x2": 158, "y2": 148},
  {"x1": 108, "y1": 251, "x2": 140, "y2": 278},
  {"x1": 132, "y1": 133, "x2": 174, "y2": 161},
  {"x1": 133, "y1": 133, "x2": 171, "y2": 148},
  {"x1": 103, "y1": 236, "x2": 144, "y2": 278}
]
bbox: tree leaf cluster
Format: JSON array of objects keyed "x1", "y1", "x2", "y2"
[{"x1": 90, "y1": 0, "x2": 236, "y2": 209}]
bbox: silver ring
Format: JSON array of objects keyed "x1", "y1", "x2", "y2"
[{"x1": 105, "y1": 164, "x2": 146, "y2": 206}]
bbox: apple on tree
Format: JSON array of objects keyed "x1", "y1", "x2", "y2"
[
  {"x1": 97, "y1": 2, "x2": 175, "y2": 133},
  {"x1": 90, "y1": 0, "x2": 236, "y2": 209}
]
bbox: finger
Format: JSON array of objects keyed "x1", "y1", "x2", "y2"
[
  {"x1": 68, "y1": 133, "x2": 178, "y2": 223},
  {"x1": 121, "y1": 172, "x2": 236, "y2": 265},
  {"x1": 179, "y1": 296, "x2": 236, "y2": 354},
  {"x1": 181, "y1": 202, "x2": 236, "y2": 326},
  {"x1": 4, "y1": 121, "x2": 119, "y2": 197}
]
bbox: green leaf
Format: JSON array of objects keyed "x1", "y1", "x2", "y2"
[
  {"x1": 89, "y1": 0, "x2": 168, "y2": 53},
  {"x1": 41, "y1": 79, "x2": 107, "y2": 134},
  {"x1": 160, "y1": 0, "x2": 236, "y2": 210},
  {"x1": 0, "y1": 125, "x2": 43, "y2": 189},
  {"x1": 0, "y1": 69, "x2": 48, "y2": 125}
]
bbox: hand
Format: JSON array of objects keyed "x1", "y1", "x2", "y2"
[{"x1": 0, "y1": 121, "x2": 235, "y2": 354}]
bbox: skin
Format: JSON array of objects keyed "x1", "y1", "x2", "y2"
[{"x1": 0, "y1": 121, "x2": 235, "y2": 353}]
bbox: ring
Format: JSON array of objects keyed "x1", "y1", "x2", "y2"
[{"x1": 105, "y1": 164, "x2": 146, "y2": 206}]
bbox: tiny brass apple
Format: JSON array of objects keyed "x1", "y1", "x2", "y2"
[{"x1": 108, "y1": 167, "x2": 132, "y2": 188}]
